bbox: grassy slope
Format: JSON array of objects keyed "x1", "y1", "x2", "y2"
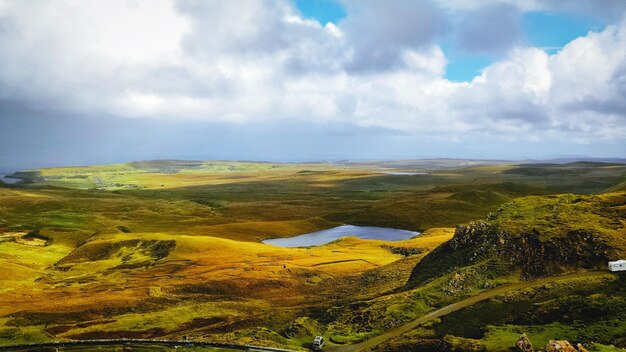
[
  {"x1": 371, "y1": 273, "x2": 625, "y2": 352},
  {"x1": 0, "y1": 225, "x2": 454, "y2": 348},
  {"x1": 442, "y1": 273, "x2": 626, "y2": 351},
  {"x1": 380, "y1": 192, "x2": 626, "y2": 351}
]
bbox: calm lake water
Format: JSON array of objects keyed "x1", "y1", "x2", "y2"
[
  {"x1": 0, "y1": 175, "x2": 21, "y2": 184},
  {"x1": 263, "y1": 225, "x2": 420, "y2": 248},
  {"x1": 381, "y1": 171, "x2": 429, "y2": 175}
]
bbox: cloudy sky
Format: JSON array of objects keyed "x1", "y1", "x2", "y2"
[{"x1": 1, "y1": 0, "x2": 625, "y2": 168}]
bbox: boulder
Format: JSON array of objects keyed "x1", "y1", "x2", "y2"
[
  {"x1": 576, "y1": 343, "x2": 588, "y2": 352},
  {"x1": 515, "y1": 333, "x2": 534, "y2": 352},
  {"x1": 545, "y1": 340, "x2": 577, "y2": 352}
]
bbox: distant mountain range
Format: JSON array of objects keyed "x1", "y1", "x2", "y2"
[{"x1": 528, "y1": 157, "x2": 626, "y2": 164}]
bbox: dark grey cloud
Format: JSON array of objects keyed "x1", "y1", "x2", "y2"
[
  {"x1": 543, "y1": 0, "x2": 626, "y2": 21},
  {"x1": 0, "y1": 99, "x2": 421, "y2": 169},
  {"x1": 2, "y1": 103, "x2": 623, "y2": 171},
  {"x1": 451, "y1": 90, "x2": 550, "y2": 132},
  {"x1": 137, "y1": 65, "x2": 236, "y2": 99},
  {"x1": 562, "y1": 64, "x2": 626, "y2": 117},
  {"x1": 339, "y1": 0, "x2": 447, "y2": 72},
  {"x1": 453, "y1": 3, "x2": 523, "y2": 55}
]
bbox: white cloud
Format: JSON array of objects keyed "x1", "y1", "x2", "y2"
[
  {"x1": 550, "y1": 23, "x2": 626, "y2": 109},
  {"x1": 0, "y1": 0, "x2": 624, "y2": 146},
  {"x1": 0, "y1": 0, "x2": 189, "y2": 113}
]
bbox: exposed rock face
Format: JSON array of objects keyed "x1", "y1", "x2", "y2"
[
  {"x1": 407, "y1": 221, "x2": 613, "y2": 287},
  {"x1": 576, "y1": 343, "x2": 589, "y2": 352},
  {"x1": 406, "y1": 192, "x2": 626, "y2": 287},
  {"x1": 545, "y1": 340, "x2": 577, "y2": 352},
  {"x1": 512, "y1": 335, "x2": 589, "y2": 352},
  {"x1": 515, "y1": 333, "x2": 534, "y2": 352}
]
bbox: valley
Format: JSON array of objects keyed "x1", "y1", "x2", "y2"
[{"x1": 0, "y1": 160, "x2": 624, "y2": 351}]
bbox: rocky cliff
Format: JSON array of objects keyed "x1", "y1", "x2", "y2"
[{"x1": 407, "y1": 192, "x2": 625, "y2": 287}]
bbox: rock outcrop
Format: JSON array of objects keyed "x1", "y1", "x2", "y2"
[
  {"x1": 407, "y1": 221, "x2": 612, "y2": 287},
  {"x1": 515, "y1": 333, "x2": 534, "y2": 352},
  {"x1": 545, "y1": 340, "x2": 578, "y2": 352},
  {"x1": 513, "y1": 334, "x2": 590, "y2": 352},
  {"x1": 407, "y1": 193, "x2": 626, "y2": 287}
]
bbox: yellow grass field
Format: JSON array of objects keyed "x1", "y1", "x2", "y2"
[{"x1": 0, "y1": 224, "x2": 454, "y2": 346}]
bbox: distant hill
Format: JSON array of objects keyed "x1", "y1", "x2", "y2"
[
  {"x1": 529, "y1": 157, "x2": 626, "y2": 164},
  {"x1": 502, "y1": 161, "x2": 626, "y2": 177}
]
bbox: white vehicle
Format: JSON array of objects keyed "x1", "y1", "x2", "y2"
[
  {"x1": 608, "y1": 260, "x2": 626, "y2": 272},
  {"x1": 313, "y1": 336, "x2": 325, "y2": 350}
]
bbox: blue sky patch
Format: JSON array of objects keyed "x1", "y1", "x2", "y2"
[
  {"x1": 441, "y1": 42, "x2": 494, "y2": 82},
  {"x1": 444, "y1": 53, "x2": 493, "y2": 82},
  {"x1": 295, "y1": 0, "x2": 346, "y2": 25},
  {"x1": 522, "y1": 11, "x2": 605, "y2": 53}
]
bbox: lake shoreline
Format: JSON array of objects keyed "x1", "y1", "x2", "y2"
[
  {"x1": 263, "y1": 224, "x2": 420, "y2": 248},
  {"x1": 0, "y1": 173, "x2": 23, "y2": 185}
]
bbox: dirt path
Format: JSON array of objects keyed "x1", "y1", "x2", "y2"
[{"x1": 328, "y1": 271, "x2": 606, "y2": 352}]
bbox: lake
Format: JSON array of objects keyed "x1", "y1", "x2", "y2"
[
  {"x1": 263, "y1": 225, "x2": 420, "y2": 248},
  {"x1": 0, "y1": 174, "x2": 21, "y2": 184},
  {"x1": 381, "y1": 171, "x2": 429, "y2": 175}
]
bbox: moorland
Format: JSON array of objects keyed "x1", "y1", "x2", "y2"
[{"x1": 0, "y1": 159, "x2": 624, "y2": 351}]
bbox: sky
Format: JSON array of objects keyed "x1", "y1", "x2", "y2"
[{"x1": 1, "y1": 0, "x2": 626, "y2": 169}]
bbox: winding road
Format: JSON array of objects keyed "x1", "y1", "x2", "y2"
[
  {"x1": 0, "y1": 271, "x2": 607, "y2": 352},
  {"x1": 329, "y1": 271, "x2": 606, "y2": 352}
]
